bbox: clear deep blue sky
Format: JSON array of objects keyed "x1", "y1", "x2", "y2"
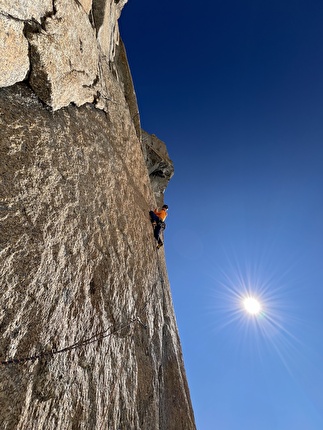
[{"x1": 120, "y1": 1, "x2": 323, "y2": 429}]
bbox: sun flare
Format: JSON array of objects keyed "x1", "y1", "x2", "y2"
[
  {"x1": 210, "y1": 254, "x2": 302, "y2": 377},
  {"x1": 243, "y1": 297, "x2": 262, "y2": 315}
]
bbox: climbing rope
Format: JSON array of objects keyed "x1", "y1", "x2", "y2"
[
  {"x1": 1, "y1": 229, "x2": 163, "y2": 367},
  {"x1": 0, "y1": 317, "x2": 147, "y2": 366}
]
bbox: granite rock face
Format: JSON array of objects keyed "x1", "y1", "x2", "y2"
[
  {"x1": 0, "y1": 16, "x2": 29, "y2": 87},
  {"x1": 0, "y1": 0, "x2": 132, "y2": 111},
  {"x1": 27, "y1": 0, "x2": 100, "y2": 110},
  {"x1": 0, "y1": 0, "x2": 53, "y2": 22},
  {"x1": 0, "y1": 1, "x2": 196, "y2": 429}
]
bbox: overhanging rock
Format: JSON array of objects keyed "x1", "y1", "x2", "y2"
[{"x1": 142, "y1": 130, "x2": 174, "y2": 207}]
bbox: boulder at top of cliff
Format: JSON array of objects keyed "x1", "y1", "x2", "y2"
[
  {"x1": 0, "y1": 16, "x2": 29, "y2": 87},
  {"x1": 28, "y1": 0, "x2": 99, "y2": 110}
]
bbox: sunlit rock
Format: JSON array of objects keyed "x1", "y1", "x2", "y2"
[
  {"x1": 0, "y1": 16, "x2": 29, "y2": 87},
  {"x1": 79, "y1": 0, "x2": 93, "y2": 15},
  {"x1": 27, "y1": 0, "x2": 99, "y2": 110},
  {"x1": 92, "y1": 0, "x2": 128, "y2": 62},
  {"x1": 0, "y1": 0, "x2": 53, "y2": 22}
]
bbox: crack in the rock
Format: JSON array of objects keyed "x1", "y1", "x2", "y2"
[
  {"x1": 0, "y1": 1, "x2": 56, "y2": 26},
  {"x1": 40, "y1": 0, "x2": 57, "y2": 30},
  {"x1": 0, "y1": 11, "x2": 30, "y2": 23}
]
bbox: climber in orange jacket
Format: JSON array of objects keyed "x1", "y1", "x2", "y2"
[{"x1": 149, "y1": 205, "x2": 168, "y2": 249}]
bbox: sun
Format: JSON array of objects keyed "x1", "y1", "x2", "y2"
[{"x1": 243, "y1": 297, "x2": 262, "y2": 315}]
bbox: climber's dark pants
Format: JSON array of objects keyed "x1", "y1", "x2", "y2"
[{"x1": 149, "y1": 211, "x2": 163, "y2": 245}]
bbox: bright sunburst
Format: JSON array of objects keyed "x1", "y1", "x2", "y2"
[
  {"x1": 209, "y1": 252, "x2": 302, "y2": 373},
  {"x1": 243, "y1": 296, "x2": 262, "y2": 315}
]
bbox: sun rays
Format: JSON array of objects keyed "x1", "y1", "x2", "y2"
[{"x1": 208, "y1": 253, "x2": 304, "y2": 371}]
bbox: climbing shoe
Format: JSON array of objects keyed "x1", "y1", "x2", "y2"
[{"x1": 156, "y1": 242, "x2": 163, "y2": 249}]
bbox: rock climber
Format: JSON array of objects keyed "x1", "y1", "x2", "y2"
[{"x1": 149, "y1": 205, "x2": 168, "y2": 249}]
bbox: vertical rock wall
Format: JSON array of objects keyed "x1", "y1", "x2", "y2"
[{"x1": 0, "y1": 1, "x2": 196, "y2": 429}]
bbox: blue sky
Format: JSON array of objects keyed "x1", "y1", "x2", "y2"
[{"x1": 120, "y1": 1, "x2": 323, "y2": 429}]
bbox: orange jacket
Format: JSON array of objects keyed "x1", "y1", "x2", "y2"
[{"x1": 154, "y1": 208, "x2": 167, "y2": 222}]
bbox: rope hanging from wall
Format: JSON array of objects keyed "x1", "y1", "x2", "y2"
[
  {"x1": 0, "y1": 316, "x2": 147, "y2": 366},
  {"x1": 1, "y1": 226, "x2": 164, "y2": 367}
]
